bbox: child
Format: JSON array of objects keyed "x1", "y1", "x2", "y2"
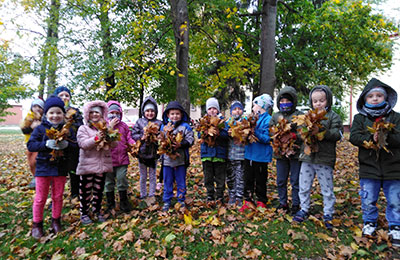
[
  {"x1": 27, "y1": 96, "x2": 77, "y2": 239},
  {"x1": 240, "y1": 94, "x2": 273, "y2": 211},
  {"x1": 54, "y1": 86, "x2": 84, "y2": 199},
  {"x1": 76, "y1": 100, "x2": 117, "y2": 225},
  {"x1": 131, "y1": 96, "x2": 162, "y2": 199},
  {"x1": 349, "y1": 78, "x2": 400, "y2": 245},
  {"x1": 270, "y1": 86, "x2": 303, "y2": 215},
  {"x1": 200, "y1": 97, "x2": 229, "y2": 203},
  {"x1": 106, "y1": 100, "x2": 135, "y2": 213},
  {"x1": 21, "y1": 98, "x2": 44, "y2": 189},
  {"x1": 161, "y1": 101, "x2": 194, "y2": 211},
  {"x1": 225, "y1": 101, "x2": 246, "y2": 207},
  {"x1": 293, "y1": 85, "x2": 343, "y2": 229}
]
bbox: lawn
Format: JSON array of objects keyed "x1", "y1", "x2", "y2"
[{"x1": 0, "y1": 133, "x2": 398, "y2": 259}]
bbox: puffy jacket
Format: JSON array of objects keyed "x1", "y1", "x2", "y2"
[
  {"x1": 244, "y1": 111, "x2": 273, "y2": 163},
  {"x1": 107, "y1": 100, "x2": 135, "y2": 167},
  {"x1": 200, "y1": 115, "x2": 229, "y2": 160},
  {"x1": 270, "y1": 86, "x2": 304, "y2": 160},
  {"x1": 65, "y1": 106, "x2": 84, "y2": 171},
  {"x1": 350, "y1": 78, "x2": 400, "y2": 180},
  {"x1": 27, "y1": 119, "x2": 78, "y2": 177},
  {"x1": 76, "y1": 100, "x2": 115, "y2": 175},
  {"x1": 161, "y1": 101, "x2": 194, "y2": 167},
  {"x1": 299, "y1": 85, "x2": 343, "y2": 168}
]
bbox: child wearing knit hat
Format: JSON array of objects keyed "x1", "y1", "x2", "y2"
[{"x1": 27, "y1": 96, "x2": 78, "y2": 239}]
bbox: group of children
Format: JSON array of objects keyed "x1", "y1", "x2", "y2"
[{"x1": 23, "y1": 79, "x2": 400, "y2": 247}]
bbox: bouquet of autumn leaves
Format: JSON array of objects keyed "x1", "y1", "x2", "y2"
[
  {"x1": 362, "y1": 117, "x2": 395, "y2": 158},
  {"x1": 270, "y1": 117, "x2": 299, "y2": 158},
  {"x1": 157, "y1": 122, "x2": 184, "y2": 160},
  {"x1": 292, "y1": 108, "x2": 327, "y2": 155},
  {"x1": 195, "y1": 115, "x2": 225, "y2": 147},
  {"x1": 45, "y1": 109, "x2": 76, "y2": 161},
  {"x1": 91, "y1": 120, "x2": 121, "y2": 151},
  {"x1": 129, "y1": 121, "x2": 160, "y2": 157},
  {"x1": 228, "y1": 114, "x2": 259, "y2": 145}
]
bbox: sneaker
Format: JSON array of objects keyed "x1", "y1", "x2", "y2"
[
  {"x1": 256, "y1": 201, "x2": 267, "y2": 209},
  {"x1": 362, "y1": 222, "x2": 377, "y2": 237},
  {"x1": 291, "y1": 205, "x2": 300, "y2": 216},
  {"x1": 156, "y1": 183, "x2": 162, "y2": 191},
  {"x1": 228, "y1": 197, "x2": 236, "y2": 205},
  {"x1": 389, "y1": 225, "x2": 400, "y2": 247},
  {"x1": 80, "y1": 215, "x2": 92, "y2": 225},
  {"x1": 324, "y1": 215, "x2": 333, "y2": 230},
  {"x1": 239, "y1": 201, "x2": 253, "y2": 212},
  {"x1": 96, "y1": 213, "x2": 106, "y2": 223},
  {"x1": 162, "y1": 202, "x2": 171, "y2": 212},
  {"x1": 275, "y1": 204, "x2": 289, "y2": 213},
  {"x1": 292, "y1": 210, "x2": 308, "y2": 223}
]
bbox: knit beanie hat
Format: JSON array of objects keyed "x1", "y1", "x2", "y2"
[
  {"x1": 253, "y1": 94, "x2": 273, "y2": 111},
  {"x1": 31, "y1": 98, "x2": 44, "y2": 109},
  {"x1": 90, "y1": 106, "x2": 103, "y2": 115},
  {"x1": 143, "y1": 103, "x2": 156, "y2": 112},
  {"x1": 206, "y1": 97, "x2": 220, "y2": 112},
  {"x1": 44, "y1": 96, "x2": 66, "y2": 114},
  {"x1": 230, "y1": 101, "x2": 244, "y2": 114},
  {"x1": 108, "y1": 103, "x2": 121, "y2": 113},
  {"x1": 280, "y1": 93, "x2": 293, "y2": 103},
  {"x1": 54, "y1": 86, "x2": 71, "y2": 97},
  {"x1": 365, "y1": 87, "x2": 387, "y2": 101}
]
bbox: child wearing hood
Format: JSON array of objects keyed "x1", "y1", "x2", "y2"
[
  {"x1": 21, "y1": 98, "x2": 44, "y2": 189},
  {"x1": 131, "y1": 96, "x2": 162, "y2": 199},
  {"x1": 239, "y1": 94, "x2": 274, "y2": 212},
  {"x1": 106, "y1": 101, "x2": 135, "y2": 214},
  {"x1": 200, "y1": 97, "x2": 229, "y2": 204},
  {"x1": 54, "y1": 86, "x2": 84, "y2": 199},
  {"x1": 76, "y1": 100, "x2": 118, "y2": 225},
  {"x1": 160, "y1": 101, "x2": 194, "y2": 211},
  {"x1": 350, "y1": 78, "x2": 400, "y2": 246},
  {"x1": 270, "y1": 86, "x2": 303, "y2": 215},
  {"x1": 27, "y1": 96, "x2": 77, "y2": 239},
  {"x1": 225, "y1": 101, "x2": 246, "y2": 207},
  {"x1": 293, "y1": 85, "x2": 343, "y2": 229}
]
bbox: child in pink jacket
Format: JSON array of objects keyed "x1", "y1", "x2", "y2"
[
  {"x1": 76, "y1": 100, "x2": 118, "y2": 225},
  {"x1": 106, "y1": 100, "x2": 135, "y2": 214}
]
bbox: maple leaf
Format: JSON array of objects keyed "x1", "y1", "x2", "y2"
[
  {"x1": 292, "y1": 108, "x2": 327, "y2": 155},
  {"x1": 157, "y1": 122, "x2": 183, "y2": 159},
  {"x1": 362, "y1": 117, "x2": 395, "y2": 158},
  {"x1": 92, "y1": 120, "x2": 121, "y2": 151},
  {"x1": 195, "y1": 115, "x2": 225, "y2": 147},
  {"x1": 229, "y1": 114, "x2": 259, "y2": 145},
  {"x1": 270, "y1": 117, "x2": 299, "y2": 158}
]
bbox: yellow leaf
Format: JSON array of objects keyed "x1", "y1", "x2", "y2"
[
  {"x1": 349, "y1": 225, "x2": 362, "y2": 237},
  {"x1": 184, "y1": 213, "x2": 192, "y2": 225},
  {"x1": 315, "y1": 232, "x2": 335, "y2": 242},
  {"x1": 178, "y1": 73, "x2": 185, "y2": 78},
  {"x1": 169, "y1": 70, "x2": 175, "y2": 76}
]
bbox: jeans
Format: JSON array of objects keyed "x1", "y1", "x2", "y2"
[
  {"x1": 359, "y1": 178, "x2": 400, "y2": 226},
  {"x1": 276, "y1": 159, "x2": 301, "y2": 206},
  {"x1": 163, "y1": 165, "x2": 186, "y2": 203}
]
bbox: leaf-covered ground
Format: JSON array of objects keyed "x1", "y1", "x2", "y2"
[{"x1": 0, "y1": 132, "x2": 399, "y2": 259}]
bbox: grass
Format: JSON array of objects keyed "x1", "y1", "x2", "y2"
[{"x1": 0, "y1": 133, "x2": 399, "y2": 259}]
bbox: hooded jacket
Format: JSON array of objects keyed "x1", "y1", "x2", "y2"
[
  {"x1": 298, "y1": 85, "x2": 343, "y2": 168},
  {"x1": 131, "y1": 96, "x2": 162, "y2": 163},
  {"x1": 350, "y1": 78, "x2": 400, "y2": 180},
  {"x1": 107, "y1": 100, "x2": 135, "y2": 167},
  {"x1": 200, "y1": 113, "x2": 229, "y2": 160},
  {"x1": 76, "y1": 100, "x2": 115, "y2": 175},
  {"x1": 270, "y1": 86, "x2": 304, "y2": 160},
  {"x1": 161, "y1": 101, "x2": 194, "y2": 167},
  {"x1": 27, "y1": 118, "x2": 78, "y2": 177}
]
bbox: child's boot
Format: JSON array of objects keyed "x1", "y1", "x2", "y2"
[
  {"x1": 106, "y1": 191, "x2": 115, "y2": 213},
  {"x1": 51, "y1": 217, "x2": 62, "y2": 234},
  {"x1": 32, "y1": 221, "x2": 44, "y2": 239},
  {"x1": 119, "y1": 190, "x2": 133, "y2": 213}
]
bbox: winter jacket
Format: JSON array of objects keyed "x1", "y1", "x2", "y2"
[
  {"x1": 225, "y1": 116, "x2": 245, "y2": 161},
  {"x1": 76, "y1": 101, "x2": 116, "y2": 175},
  {"x1": 270, "y1": 86, "x2": 304, "y2": 160},
  {"x1": 244, "y1": 111, "x2": 273, "y2": 163},
  {"x1": 65, "y1": 106, "x2": 84, "y2": 171},
  {"x1": 299, "y1": 85, "x2": 343, "y2": 168},
  {"x1": 107, "y1": 100, "x2": 135, "y2": 167},
  {"x1": 27, "y1": 119, "x2": 78, "y2": 177},
  {"x1": 200, "y1": 115, "x2": 229, "y2": 160},
  {"x1": 161, "y1": 101, "x2": 194, "y2": 167},
  {"x1": 131, "y1": 96, "x2": 162, "y2": 163},
  {"x1": 350, "y1": 78, "x2": 400, "y2": 180}
]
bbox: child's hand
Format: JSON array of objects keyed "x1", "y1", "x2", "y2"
[
  {"x1": 31, "y1": 120, "x2": 41, "y2": 129},
  {"x1": 109, "y1": 118, "x2": 119, "y2": 128},
  {"x1": 46, "y1": 140, "x2": 59, "y2": 150},
  {"x1": 58, "y1": 140, "x2": 69, "y2": 150},
  {"x1": 228, "y1": 128, "x2": 232, "y2": 135}
]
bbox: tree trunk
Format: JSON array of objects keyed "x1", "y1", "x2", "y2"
[
  {"x1": 99, "y1": 0, "x2": 116, "y2": 100},
  {"x1": 259, "y1": 0, "x2": 277, "y2": 97},
  {"x1": 46, "y1": 0, "x2": 61, "y2": 95},
  {"x1": 170, "y1": 0, "x2": 190, "y2": 114}
]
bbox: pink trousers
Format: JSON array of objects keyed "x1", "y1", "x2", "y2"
[{"x1": 33, "y1": 176, "x2": 66, "y2": 222}]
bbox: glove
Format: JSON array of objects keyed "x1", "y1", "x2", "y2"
[
  {"x1": 46, "y1": 139, "x2": 58, "y2": 150},
  {"x1": 180, "y1": 140, "x2": 191, "y2": 149},
  {"x1": 58, "y1": 140, "x2": 69, "y2": 150}
]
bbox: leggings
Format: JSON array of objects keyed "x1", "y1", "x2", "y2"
[{"x1": 79, "y1": 173, "x2": 106, "y2": 215}]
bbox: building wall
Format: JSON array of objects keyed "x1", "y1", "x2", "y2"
[{"x1": 0, "y1": 105, "x2": 23, "y2": 126}]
